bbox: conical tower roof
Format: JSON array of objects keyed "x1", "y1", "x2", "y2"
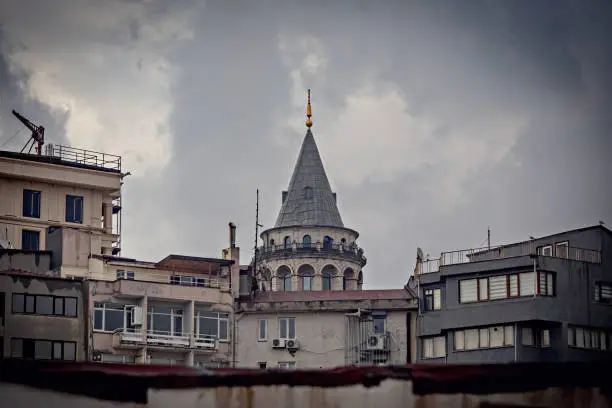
[{"x1": 274, "y1": 128, "x2": 344, "y2": 228}]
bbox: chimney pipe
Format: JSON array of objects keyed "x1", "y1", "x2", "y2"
[{"x1": 229, "y1": 222, "x2": 236, "y2": 248}]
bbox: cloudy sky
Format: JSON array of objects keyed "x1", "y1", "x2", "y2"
[{"x1": 1, "y1": 0, "x2": 610, "y2": 289}]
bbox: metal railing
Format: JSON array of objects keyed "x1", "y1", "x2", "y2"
[
  {"x1": 257, "y1": 243, "x2": 367, "y2": 265},
  {"x1": 44, "y1": 144, "x2": 121, "y2": 171},
  {"x1": 113, "y1": 328, "x2": 217, "y2": 349},
  {"x1": 88, "y1": 271, "x2": 231, "y2": 292},
  {"x1": 417, "y1": 242, "x2": 602, "y2": 275}
]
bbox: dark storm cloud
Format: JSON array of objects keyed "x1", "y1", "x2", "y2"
[{"x1": 0, "y1": 0, "x2": 610, "y2": 288}]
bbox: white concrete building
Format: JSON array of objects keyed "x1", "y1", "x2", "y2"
[{"x1": 236, "y1": 91, "x2": 417, "y2": 369}]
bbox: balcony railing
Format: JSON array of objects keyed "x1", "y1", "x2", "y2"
[
  {"x1": 112, "y1": 329, "x2": 218, "y2": 350},
  {"x1": 257, "y1": 243, "x2": 367, "y2": 266},
  {"x1": 417, "y1": 242, "x2": 602, "y2": 275},
  {"x1": 43, "y1": 144, "x2": 121, "y2": 171}
]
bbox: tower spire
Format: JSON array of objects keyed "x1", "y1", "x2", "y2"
[{"x1": 306, "y1": 89, "x2": 312, "y2": 128}]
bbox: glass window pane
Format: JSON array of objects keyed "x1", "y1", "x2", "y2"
[
  {"x1": 259, "y1": 320, "x2": 267, "y2": 340},
  {"x1": 12, "y1": 294, "x2": 24, "y2": 313},
  {"x1": 489, "y1": 276, "x2": 507, "y2": 300},
  {"x1": 279, "y1": 319, "x2": 287, "y2": 338},
  {"x1": 63, "y1": 298, "x2": 77, "y2": 317},
  {"x1": 219, "y1": 319, "x2": 228, "y2": 340},
  {"x1": 35, "y1": 340, "x2": 52, "y2": 360},
  {"x1": 479, "y1": 328, "x2": 490, "y2": 348},
  {"x1": 373, "y1": 317, "x2": 385, "y2": 334},
  {"x1": 11, "y1": 338, "x2": 23, "y2": 358},
  {"x1": 94, "y1": 309, "x2": 104, "y2": 330},
  {"x1": 465, "y1": 329, "x2": 479, "y2": 350},
  {"x1": 433, "y1": 336, "x2": 446, "y2": 358},
  {"x1": 63, "y1": 342, "x2": 76, "y2": 361},
  {"x1": 459, "y1": 280, "x2": 477, "y2": 303},
  {"x1": 36, "y1": 296, "x2": 53, "y2": 315},
  {"x1": 509, "y1": 275, "x2": 519, "y2": 297},
  {"x1": 199, "y1": 317, "x2": 218, "y2": 336},
  {"x1": 478, "y1": 278, "x2": 488, "y2": 300},
  {"x1": 288, "y1": 318, "x2": 295, "y2": 339},
  {"x1": 504, "y1": 325, "x2": 515, "y2": 345},
  {"x1": 490, "y1": 326, "x2": 504, "y2": 347},
  {"x1": 106, "y1": 309, "x2": 125, "y2": 331},
  {"x1": 25, "y1": 295, "x2": 35, "y2": 313},
  {"x1": 454, "y1": 331, "x2": 464, "y2": 350},
  {"x1": 53, "y1": 342, "x2": 63, "y2": 359},
  {"x1": 173, "y1": 316, "x2": 183, "y2": 336},
  {"x1": 54, "y1": 298, "x2": 64, "y2": 316}
]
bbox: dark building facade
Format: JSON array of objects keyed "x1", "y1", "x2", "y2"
[{"x1": 415, "y1": 225, "x2": 612, "y2": 363}]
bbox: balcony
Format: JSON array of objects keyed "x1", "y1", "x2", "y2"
[
  {"x1": 89, "y1": 271, "x2": 232, "y2": 303},
  {"x1": 112, "y1": 329, "x2": 218, "y2": 351},
  {"x1": 417, "y1": 242, "x2": 602, "y2": 275},
  {"x1": 257, "y1": 243, "x2": 367, "y2": 266}
]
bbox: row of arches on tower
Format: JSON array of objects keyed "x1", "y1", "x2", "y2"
[
  {"x1": 273, "y1": 264, "x2": 363, "y2": 292},
  {"x1": 270, "y1": 235, "x2": 354, "y2": 250}
]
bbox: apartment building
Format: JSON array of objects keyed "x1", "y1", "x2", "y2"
[
  {"x1": 86, "y1": 232, "x2": 240, "y2": 367},
  {"x1": 415, "y1": 224, "x2": 612, "y2": 363},
  {"x1": 0, "y1": 142, "x2": 123, "y2": 266},
  {"x1": 0, "y1": 249, "x2": 87, "y2": 360},
  {"x1": 237, "y1": 92, "x2": 418, "y2": 368}
]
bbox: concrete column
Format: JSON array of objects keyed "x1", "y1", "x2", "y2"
[
  {"x1": 138, "y1": 295, "x2": 148, "y2": 364},
  {"x1": 102, "y1": 199, "x2": 112, "y2": 233},
  {"x1": 186, "y1": 300, "x2": 195, "y2": 365},
  {"x1": 312, "y1": 272, "x2": 322, "y2": 291}
]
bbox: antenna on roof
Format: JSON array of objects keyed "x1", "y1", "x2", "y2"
[
  {"x1": 11, "y1": 110, "x2": 45, "y2": 155},
  {"x1": 251, "y1": 189, "x2": 263, "y2": 297},
  {"x1": 488, "y1": 226, "x2": 491, "y2": 250}
]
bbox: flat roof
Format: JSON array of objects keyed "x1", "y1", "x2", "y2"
[{"x1": 0, "y1": 149, "x2": 121, "y2": 174}]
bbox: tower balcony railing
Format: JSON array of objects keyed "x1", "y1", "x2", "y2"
[{"x1": 257, "y1": 243, "x2": 367, "y2": 266}]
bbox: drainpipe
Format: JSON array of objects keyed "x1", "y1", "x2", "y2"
[{"x1": 232, "y1": 311, "x2": 245, "y2": 368}]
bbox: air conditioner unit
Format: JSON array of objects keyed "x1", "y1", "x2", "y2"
[
  {"x1": 272, "y1": 338, "x2": 286, "y2": 348},
  {"x1": 130, "y1": 306, "x2": 143, "y2": 326},
  {"x1": 92, "y1": 351, "x2": 102, "y2": 362},
  {"x1": 366, "y1": 334, "x2": 386, "y2": 350},
  {"x1": 286, "y1": 339, "x2": 300, "y2": 350}
]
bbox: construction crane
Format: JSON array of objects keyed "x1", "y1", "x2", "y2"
[{"x1": 11, "y1": 110, "x2": 45, "y2": 155}]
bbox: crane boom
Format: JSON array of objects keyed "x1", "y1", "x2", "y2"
[{"x1": 11, "y1": 110, "x2": 45, "y2": 155}]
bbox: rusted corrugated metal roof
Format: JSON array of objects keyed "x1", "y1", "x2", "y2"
[
  {"x1": 249, "y1": 289, "x2": 414, "y2": 303},
  {"x1": 1, "y1": 359, "x2": 610, "y2": 404}
]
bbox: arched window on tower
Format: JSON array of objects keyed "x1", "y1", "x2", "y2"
[
  {"x1": 283, "y1": 236, "x2": 291, "y2": 249},
  {"x1": 323, "y1": 235, "x2": 333, "y2": 249},
  {"x1": 302, "y1": 235, "x2": 311, "y2": 248},
  {"x1": 322, "y1": 271, "x2": 332, "y2": 291},
  {"x1": 277, "y1": 266, "x2": 292, "y2": 292}
]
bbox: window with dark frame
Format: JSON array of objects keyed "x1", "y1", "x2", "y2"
[
  {"x1": 21, "y1": 229, "x2": 40, "y2": 251},
  {"x1": 459, "y1": 271, "x2": 555, "y2": 304},
  {"x1": 595, "y1": 282, "x2": 612, "y2": 303},
  {"x1": 10, "y1": 338, "x2": 76, "y2": 361},
  {"x1": 12, "y1": 293, "x2": 78, "y2": 318},
  {"x1": 22, "y1": 189, "x2": 41, "y2": 218},
  {"x1": 65, "y1": 195, "x2": 84, "y2": 224},
  {"x1": 424, "y1": 288, "x2": 441, "y2": 311}
]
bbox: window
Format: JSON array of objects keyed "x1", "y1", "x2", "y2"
[
  {"x1": 594, "y1": 282, "x2": 612, "y2": 303},
  {"x1": 373, "y1": 316, "x2": 386, "y2": 334},
  {"x1": 11, "y1": 338, "x2": 76, "y2": 361},
  {"x1": 278, "y1": 271, "x2": 292, "y2": 291},
  {"x1": 454, "y1": 325, "x2": 515, "y2": 351},
  {"x1": 258, "y1": 319, "x2": 268, "y2": 341},
  {"x1": 323, "y1": 236, "x2": 333, "y2": 249},
  {"x1": 116, "y1": 270, "x2": 135, "y2": 280},
  {"x1": 279, "y1": 317, "x2": 296, "y2": 340},
  {"x1": 283, "y1": 236, "x2": 291, "y2": 249},
  {"x1": 21, "y1": 230, "x2": 40, "y2": 251},
  {"x1": 23, "y1": 190, "x2": 41, "y2": 218},
  {"x1": 194, "y1": 311, "x2": 229, "y2": 341},
  {"x1": 258, "y1": 362, "x2": 267, "y2": 369},
  {"x1": 300, "y1": 274, "x2": 312, "y2": 291},
  {"x1": 0, "y1": 292, "x2": 4, "y2": 327},
  {"x1": 12, "y1": 294, "x2": 78, "y2": 317},
  {"x1": 322, "y1": 271, "x2": 332, "y2": 291},
  {"x1": 100, "y1": 353, "x2": 136, "y2": 364},
  {"x1": 521, "y1": 327, "x2": 551, "y2": 348},
  {"x1": 538, "y1": 245, "x2": 553, "y2": 256},
  {"x1": 538, "y1": 272, "x2": 555, "y2": 296},
  {"x1": 459, "y1": 279, "x2": 478, "y2": 303},
  {"x1": 149, "y1": 306, "x2": 184, "y2": 337},
  {"x1": 169, "y1": 275, "x2": 209, "y2": 287},
  {"x1": 422, "y1": 335, "x2": 446, "y2": 359},
  {"x1": 302, "y1": 235, "x2": 311, "y2": 247},
  {"x1": 555, "y1": 241, "x2": 568, "y2": 258},
  {"x1": 65, "y1": 195, "x2": 84, "y2": 223},
  {"x1": 568, "y1": 326, "x2": 611, "y2": 351},
  {"x1": 459, "y1": 271, "x2": 551, "y2": 304},
  {"x1": 424, "y1": 288, "x2": 441, "y2": 311},
  {"x1": 278, "y1": 362, "x2": 296, "y2": 369},
  {"x1": 343, "y1": 276, "x2": 348, "y2": 290},
  {"x1": 93, "y1": 303, "x2": 134, "y2": 332}
]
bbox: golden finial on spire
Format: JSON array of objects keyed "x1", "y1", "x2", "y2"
[{"x1": 306, "y1": 89, "x2": 313, "y2": 128}]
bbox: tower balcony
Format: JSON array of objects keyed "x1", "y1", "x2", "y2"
[{"x1": 257, "y1": 243, "x2": 367, "y2": 267}]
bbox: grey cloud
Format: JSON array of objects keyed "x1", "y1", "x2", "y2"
[{"x1": 1, "y1": 1, "x2": 610, "y2": 289}]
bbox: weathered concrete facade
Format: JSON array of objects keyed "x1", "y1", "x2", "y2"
[
  {"x1": 416, "y1": 224, "x2": 612, "y2": 364},
  {"x1": 0, "y1": 271, "x2": 86, "y2": 360}
]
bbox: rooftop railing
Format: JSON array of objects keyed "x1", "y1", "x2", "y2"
[
  {"x1": 417, "y1": 242, "x2": 602, "y2": 275},
  {"x1": 44, "y1": 144, "x2": 121, "y2": 171}
]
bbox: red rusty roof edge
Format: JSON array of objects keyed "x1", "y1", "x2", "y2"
[{"x1": 0, "y1": 360, "x2": 610, "y2": 404}]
